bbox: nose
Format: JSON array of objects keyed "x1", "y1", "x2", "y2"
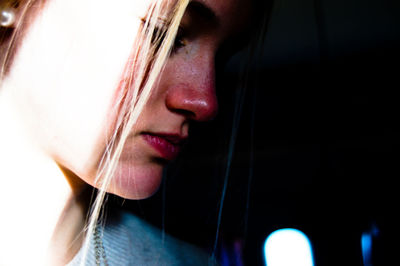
[{"x1": 165, "y1": 57, "x2": 218, "y2": 122}]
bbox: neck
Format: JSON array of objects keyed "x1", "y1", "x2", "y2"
[{"x1": 0, "y1": 89, "x2": 89, "y2": 265}]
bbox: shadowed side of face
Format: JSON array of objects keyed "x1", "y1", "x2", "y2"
[{"x1": 3, "y1": 0, "x2": 251, "y2": 199}]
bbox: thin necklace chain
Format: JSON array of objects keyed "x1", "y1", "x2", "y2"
[{"x1": 94, "y1": 225, "x2": 109, "y2": 266}]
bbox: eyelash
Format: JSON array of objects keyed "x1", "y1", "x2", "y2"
[
  {"x1": 140, "y1": 17, "x2": 186, "y2": 54},
  {"x1": 152, "y1": 25, "x2": 186, "y2": 54},
  {"x1": 173, "y1": 28, "x2": 187, "y2": 51}
]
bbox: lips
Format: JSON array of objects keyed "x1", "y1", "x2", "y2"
[{"x1": 142, "y1": 133, "x2": 187, "y2": 161}]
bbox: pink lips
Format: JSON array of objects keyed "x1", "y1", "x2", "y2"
[{"x1": 142, "y1": 133, "x2": 186, "y2": 161}]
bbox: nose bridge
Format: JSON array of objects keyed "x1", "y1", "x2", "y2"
[
  {"x1": 166, "y1": 51, "x2": 218, "y2": 122},
  {"x1": 195, "y1": 51, "x2": 215, "y2": 93}
]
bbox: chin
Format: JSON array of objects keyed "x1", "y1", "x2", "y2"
[{"x1": 108, "y1": 161, "x2": 164, "y2": 200}]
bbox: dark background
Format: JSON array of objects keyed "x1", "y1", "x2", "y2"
[{"x1": 119, "y1": 0, "x2": 400, "y2": 265}]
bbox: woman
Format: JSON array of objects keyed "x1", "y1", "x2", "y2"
[{"x1": 0, "y1": 0, "x2": 265, "y2": 264}]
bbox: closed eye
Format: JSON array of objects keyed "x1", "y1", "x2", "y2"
[
  {"x1": 171, "y1": 27, "x2": 187, "y2": 52},
  {"x1": 141, "y1": 18, "x2": 187, "y2": 55}
]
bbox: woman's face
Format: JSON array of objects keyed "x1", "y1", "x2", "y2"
[{"x1": 6, "y1": 0, "x2": 250, "y2": 199}]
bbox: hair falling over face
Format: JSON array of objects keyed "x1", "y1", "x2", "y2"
[
  {"x1": 0, "y1": 0, "x2": 190, "y2": 264},
  {"x1": 80, "y1": 0, "x2": 191, "y2": 264},
  {"x1": 0, "y1": 0, "x2": 272, "y2": 264}
]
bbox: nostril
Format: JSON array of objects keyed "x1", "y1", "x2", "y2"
[{"x1": 171, "y1": 108, "x2": 196, "y2": 119}]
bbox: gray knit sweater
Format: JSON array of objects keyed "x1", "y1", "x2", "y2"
[{"x1": 68, "y1": 210, "x2": 216, "y2": 265}]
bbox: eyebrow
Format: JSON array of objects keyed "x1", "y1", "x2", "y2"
[{"x1": 187, "y1": 0, "x2": 219, "y2": 26}]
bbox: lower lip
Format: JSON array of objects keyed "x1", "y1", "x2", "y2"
[{"x1": 142, "y1": 134, "x2": 181, "y2": 161}]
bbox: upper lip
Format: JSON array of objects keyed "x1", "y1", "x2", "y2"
[{"x1": 144, "y1": 132, "x2": 188, "y2": 145}]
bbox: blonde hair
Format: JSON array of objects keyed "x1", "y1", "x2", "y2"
[
  {"x1": 0, "y1": 0, "x2": 190, "y2": 263},
  {"x1": 83, "y1": 0, "x2": 190, "y2": 263}
]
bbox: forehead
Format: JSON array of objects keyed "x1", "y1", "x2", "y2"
[{"x1": 189, "y1": 0, "x2": 251, "y2": 35}]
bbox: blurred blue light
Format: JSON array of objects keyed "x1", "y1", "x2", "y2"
[
  {"x1": 361, "y1": 233, "x2": 372, "y2": 266},
  {"x1": 361, "y1": 224, "x2": 379, "y2": 266},
  {"x1": 264, "y1": 228, "x2": 314, "y2": 266}
]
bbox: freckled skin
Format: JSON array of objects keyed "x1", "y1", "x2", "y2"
[
  {"x1": 113, "y1": 0, "x2": 251, "y2": 199},
  {"x1": 5, "y1": 0, "x2": 251, "y2": 200}
]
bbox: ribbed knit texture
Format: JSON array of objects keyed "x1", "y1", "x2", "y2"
[{"x1": 68, "y1": 210, "x2": 216, "y2": 266}]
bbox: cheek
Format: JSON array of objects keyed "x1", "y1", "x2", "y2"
[{"x1": 6, "y1": 0, "x2": 150, "y2": 179}]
